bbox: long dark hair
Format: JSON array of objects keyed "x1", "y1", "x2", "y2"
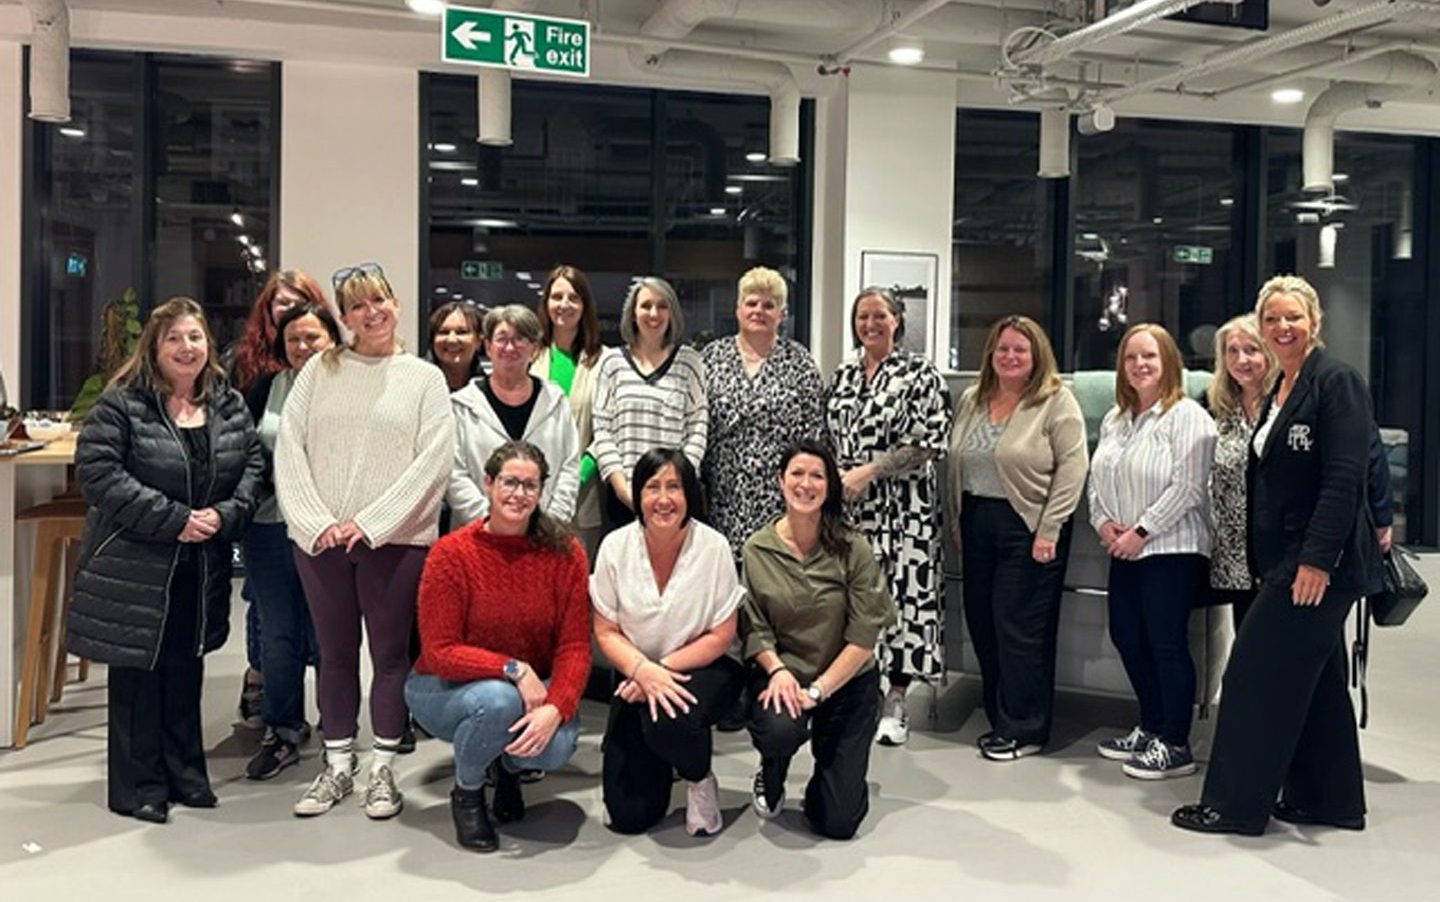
[
  {"x1": 483, "y1": 440, "x2": 573, "y2": 552},
  {"x1": 778, "y1": 439, "x2": 853, "y2": 557}
]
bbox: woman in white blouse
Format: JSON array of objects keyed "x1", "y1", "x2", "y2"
[
  {"x1": 1087, "y1": 323, "x2": 1216, "y2": 781},
  {"x1": 592, "y1": 448, "x2": 743, "y2": 838}
]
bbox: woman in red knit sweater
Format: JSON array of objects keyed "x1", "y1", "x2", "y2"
[{"x1": 404, "y1": 441, "x2": 592, "y2": 852}]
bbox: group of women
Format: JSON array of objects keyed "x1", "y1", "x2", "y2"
[{"x1": 63, "y1": 257, "x2": 1382, "y2": 845}]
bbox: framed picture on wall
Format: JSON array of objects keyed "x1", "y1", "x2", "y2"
[{"x1": 860, "y1": 250, "x2": 939, "y2": 362}]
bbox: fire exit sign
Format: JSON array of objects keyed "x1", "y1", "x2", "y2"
[{"x1": 442, "y1": 5, "x2": 590, "y2": 78}]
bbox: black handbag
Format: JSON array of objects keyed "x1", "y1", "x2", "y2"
[{"x1": 1371, "y1": 547, "x2": 1428, "y2": 627}]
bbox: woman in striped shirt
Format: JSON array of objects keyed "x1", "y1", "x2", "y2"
[
  {"x1": 589, "y1": 277, "x2": 707, "y2": 526},
  {"x1": 1087, "y1": 323, "x2": 1216, "y2": 781}
]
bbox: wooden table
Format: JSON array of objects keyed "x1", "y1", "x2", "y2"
[{"x1": 1, "y1": 434, "x2": 77, "y2": 746}]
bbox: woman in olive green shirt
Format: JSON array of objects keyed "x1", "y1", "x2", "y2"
[{"x1": 741, "y1": 439, "x2": 896, "y2": 840}]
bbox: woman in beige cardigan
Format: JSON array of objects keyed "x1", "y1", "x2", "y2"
[
  {"x1": 947, "y1": 315, "x2": 1088, "y2": 761},
  {"x1": 531, "y1": 264, "x2": 607, "y2": 553}
]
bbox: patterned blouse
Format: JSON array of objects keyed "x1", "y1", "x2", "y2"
[
  {"x1": 1210, "y1": 406, "x2": 1254, "y2": 590},
  {"x1": 701, "y1": 336, "x2": 825, "y2": 557}
]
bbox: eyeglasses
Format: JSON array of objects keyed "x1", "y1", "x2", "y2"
[
  {"x1": 331, "y1": 261, "x2": 391, "y2": 293},
  {"x1": 495, "y1": 475, "x2": 542, "y2": 496}
]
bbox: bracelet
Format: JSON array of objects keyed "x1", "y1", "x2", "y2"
[
  {"x1": 627, "y1": 656, "x2": 649, "y2": 680},
  {"x1": 766, "y1": 664, "x2": 790, "y2": 678}
]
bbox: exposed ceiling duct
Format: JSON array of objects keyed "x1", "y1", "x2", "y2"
[
  {"x1": 1302, "y1": 52, "x2": 1439, "y2": 190},
  {"x1": 1005, "y1": 0, "x2": 1236, "y2": 69},
  {"x1": 27, "y1": 0, "x2": 70, "y2": 123}
]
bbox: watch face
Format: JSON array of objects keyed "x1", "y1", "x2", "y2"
[
  {"x1": 504, "y1": 660, "x2": 520, "y2": 679},
  {"x1": 807, "y1": 686, "x2": 822, "y2": 701}
]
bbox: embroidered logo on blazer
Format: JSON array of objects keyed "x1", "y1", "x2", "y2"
[{"x1": 1287, "y1": 423, "x2": 1313, "y2": 452}]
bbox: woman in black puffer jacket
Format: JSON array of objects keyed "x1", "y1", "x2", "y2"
[{"x1": 68, "y1": 297, "x2": 263, "y2": 825}]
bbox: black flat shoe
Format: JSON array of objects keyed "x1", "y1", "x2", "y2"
[
  {"x1": 174, "y1": 790, "x2": 218, "y2": 808},
  {"x1": 451, "y1": 786, "x2": 498, "y2": 852},
  {"x1": 1272, "y1": 801, "x2": 1365, "y2": 831},
  {"x1": 491, "y1": 765, "x2": 525, "y2": 824},
  {"x1": 1170, "y1": 804, "x2": 1264, "y2": 837},
  {"x1": 131, "y1": 801, "x2": 170, "y2": 824}
]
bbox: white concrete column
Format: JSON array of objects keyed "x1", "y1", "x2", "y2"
[{"x1": 280, "y1": 62, "x2": 421, "y2": 351}]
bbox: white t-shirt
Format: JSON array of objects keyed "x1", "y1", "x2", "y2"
[{"x1": 590, "y1": 520, "x2": 743, "y2": 661}]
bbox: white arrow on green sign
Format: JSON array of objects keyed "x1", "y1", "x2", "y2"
[
  {"x1": 442, "y1": 5, "x2": 590, "y2": 78},
  {"x1": 1174, "y1": 245, "x2": 1214, "y2": 265},
  {"x1": 462, "y1": 260, "x2": 503, "y2": 281}
]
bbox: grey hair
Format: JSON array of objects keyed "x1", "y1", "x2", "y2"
[
  {"x1": 620, "y1": 277, "x2": 684, "y2": 348},
  {"x1": 481, "y1": 303, "x2": 543, "y2": 344}
]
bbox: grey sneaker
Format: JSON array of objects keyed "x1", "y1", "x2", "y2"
[
  {"x1": 1123, "y1": 739, "x2": 1196, "y2": 780},
  {"x1": 363, "y1": 765, "x2": 404, "y2": 820},
  {"x1": 685, "y1": 772, "x2": 722, "y2": 837},
  {"x1": 1097, "y1": 726, "x2": 1156, "y2": 761},
  {"x1": 294, "y1": 768, "x2": 354, "y2": 817}
]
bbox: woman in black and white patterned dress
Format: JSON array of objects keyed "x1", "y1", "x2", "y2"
[
  {"x1": 1206, "y1": 314, "x2": 1274, "y2": 625},
  {"x1": 702, "y1": 266, "x2": 825, "y2": 559},
  {"x1": 825, "y1": 287, "x2": 949, "y2": 748}
]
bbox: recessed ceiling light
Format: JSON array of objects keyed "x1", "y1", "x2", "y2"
[
  {"x1": 59, "y1": 126, "x2": 86, "y2": 138},
  {"x1": 515, "y1": 272, "x2": 532, "y2": 281},
  {"x1": 888, "y1": 46, "x2": 925, "y2": 66},
  {"x1": 230, "y1": 210, "x2": 244, "y2": 226},
  {"x1": 460, "y1": 177, "x2": 479, "y2": 186},
  {"x1": 1152, "y1": 216, "x2": 1163, "y2": 225},
  {"x1": 237, "y1": 234, "x2": 251, "y2": 246},
  {"x1": 1271, "y1": 88, "x2": 1305, "y2": 104},
  {"x1": 406, "y1": 0, "x2": 447, "y2": 15},
  {"x1": 526, "y1": 282, "x2": 541, "y2": 290},
  {"x1": 1333, "y1": 172, "x2": 1349, "y2": 182},
  {"x1": 709, "y1": 207, "x2": 727, "y2": 216},
  {"x1": 435, "y1": 286, "x2": 449, "y2": 294},
  {"x1": 1219, "y1": 197, "x2": 1235, "y2": 207},
  {"x1": 745, "y1": 152, "x2": 767, "y2": 163},
  {"x1": 471, "y1": 218, "x2": 518, "y2": 228},
  {"x1": 725, "y1": 185, "x2": 743, "y2": 195},
  {"x1": 434, "y1": 142, "x2": 458, "y2": 153},
  {"x1": 1081, "y1": 232, "x2": 1099, "y2": 240}
]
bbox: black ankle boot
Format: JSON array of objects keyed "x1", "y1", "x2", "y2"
[
  {"x1": 450, "y1": 785, "x2": 498, "y2": 852},
  {"x1": 491, "y1": 765, "x2": 526, "y2": 824}
]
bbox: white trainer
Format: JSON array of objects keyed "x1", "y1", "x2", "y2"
[
  {"x1": 685, "y1": 772, "x2": 723, "y2": 837},
  {"x1": 875, "y1": 692, "x2": 909, "y2": 746}
]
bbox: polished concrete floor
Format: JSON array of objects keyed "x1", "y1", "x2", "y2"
[{"x1": 4, "y1": 559, "x2": 1439, "y2": 902}]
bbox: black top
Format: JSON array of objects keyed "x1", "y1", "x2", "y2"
[
  {"x1": 179, "y1": 423, "x2": 212, "y2": 498},
  {"x1": 483, "y1": 375, "x2": 540, "y2": 441},
  {"x1": 1247, "y1": 348, "x2": 1384, "y2": 594}
]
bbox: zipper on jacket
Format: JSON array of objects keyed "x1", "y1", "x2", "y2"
[
  {"x1": 92, "y1": 525, "x2": 125, "y2": 559},
  {"x1": 152, "y1": 392, "x2": 196, "y2": 668}
]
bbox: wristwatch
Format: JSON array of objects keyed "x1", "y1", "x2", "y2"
[
  {"x1": 806, "y1": 684, "x2": 824, "y2": 703},
  {"x1": 503, "y1": 659, "x2": 526, "y2": 682},
  {"x1": 1134, "y1": 525, "x2": 1150, "y2": 539}
]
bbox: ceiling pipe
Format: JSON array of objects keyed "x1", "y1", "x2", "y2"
[
  {"x1": 27, "y1": 0, "x2": 70, "y2": 123},
  {"x1": 1098, "y1": 0, "x2": 1435, "y2": 105},
  {"x1": 1303, "y1": 57, "x2": 1438, "y2": 190},
  {"x1": 637, "y1": 0, "x2": 879, "y2": 60},
  {"x1": 1211, "y1": 40, "x2": 1414, "y2": 97},
  {"x1": 475, "y1": 0, "x2": 538, "y2": 147},
  {"x1": 1008, "y1": 0, "x2": 1238, "y2": 69},
  {"x1": 825, "y1": 0, "x2": 957, "y2": 70}
]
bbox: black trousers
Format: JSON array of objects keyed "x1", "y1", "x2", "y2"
[
  {"x1": 602, "y1": 657, "x2": 743, "y2": 834},
  {"x1": 107, "y1": 555, "x2": 210, "y2": 814},
  {"x1": 747, "y1": 667, "x2": 881, "y2": 840},
  {"x1": 960, "y1": 496, "x2": 1072, "y2": 745},
  {"x1": 1200, "y1": 581, "x2": 1365, "y2": 829}
]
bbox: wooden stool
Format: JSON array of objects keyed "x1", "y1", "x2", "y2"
[{"x1": 14, "y1": 498, "x2": 88, "y2": 748}]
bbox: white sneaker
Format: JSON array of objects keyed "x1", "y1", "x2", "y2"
[
  {"x1": 685, "y1": 772, "x2": 723, "y2": 837},
  {"x1": 294, "y1": 768, "x2": 355, "y2": 817},
  {"x1": 875, "y1": 692, "x2": 909, "y2": 746},
  {"x1": 363, "y1": 765, "x2": 404, "y2": 820}
]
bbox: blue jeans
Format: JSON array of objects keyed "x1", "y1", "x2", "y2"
[
  {"x1": 243, "y1": 522, "x2": 318, "y2": 743},
  {"x1": 404, "y1": 673, "x2": 580, "y2": 789}
]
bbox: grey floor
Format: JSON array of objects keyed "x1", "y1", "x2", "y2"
[{"x1": 4, "y1": 559, "x2": 1440, "y2": 902}]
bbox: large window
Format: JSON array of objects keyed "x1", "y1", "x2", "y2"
[
  {"x1": 421, "y1": 75, "x2": 811, "y2": 348},
  {"x1": 951, "y1": 111, "x2": 1051, "y2": 371},
  {"x1": 23, "y1": 51, "x2": 278, "y2": 410}
]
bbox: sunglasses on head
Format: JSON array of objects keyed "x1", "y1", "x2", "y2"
[{"x1": 331, "y1": 261, "x2": 390, "y2": 292}]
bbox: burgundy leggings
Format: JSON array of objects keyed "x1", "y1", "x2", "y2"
[{"x1": 293, "y1": 544, "x2": 428, "y2": 740}]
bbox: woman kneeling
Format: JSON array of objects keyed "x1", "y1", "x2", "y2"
[
  {"x1": 741, "y1": 440, "x2": 896, "y2": 839},
  {"x1": 405, "y1": 441, "x2": 592, "y2": 852},
  {"x1": 593, "y1": 448, "x2": 744, "y2": 836}
]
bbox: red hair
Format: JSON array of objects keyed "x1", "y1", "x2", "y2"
[{"x1": 232, "y1": 269, "x2": 327, "y2": 390}]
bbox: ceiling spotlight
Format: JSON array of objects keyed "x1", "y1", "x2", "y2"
[
  {"x1": 515, "y1": 272, "x2": 533, "y2": 281},
  {"x1": 250, "y1": 245, "x2": 264, "y2": 258},
  {"x1": 745, "y1": 152, "x2": 767, "y2": 163},
  {"x1": 435, "y1": 286, "x2": 449, "y2": 294},
  {"x1": 1333, "y1": 172, "x2": 1349, "y2": 182},
  {"x1": 1271, "y1": 88, "x2": 1305, "y2": 104},
  {"x1": 460, "y1": 177, "x2": 479, "y2": 187},
  {"x1": 710, "y1": 207, "x2": 727, "y2": 216},
  {"x1": 406, "y1": 0, "x2": 447, "y2": 15},
  {"x1": 230, "y1": 210, "x2": 244, "y2": 226},
  {"x1": 433, "y1": 142, "x2": 458, "y2": 153},
  {"x1": 1219, "y1": 197, "x2": 1235, "y2": 207},
  {"x1": 59, "y1": 125, "x2": 86, "y2": 138},
  {"x1": 888, "y1": 45, "x2": 925, "y2": 66},
  {"x1": 237, "y1": 234, "x2": 252, "y2": 246},
  {"x1": 1152, "y1": 216, "x2": 1163, "y2": 225},
  {"x1": 526, "y1": 282, "x2": 541, "y2": 290},
  {"x1": 725, "y1": 185, "x2": 743, "y2": 195},
  {"x1": 1081, "y1": 232, "x2": 1099, "y2": 240}
]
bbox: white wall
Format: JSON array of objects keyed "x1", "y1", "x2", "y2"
[
  {"x1": 835, "y1": 66, "x2": 957, "y2": 372},
  {"x1": 280, "y1": 62, "x2": 420, "y2": 350},
  {"x1": 1, "y1": 41, "x2": 21, "y2": 402}
]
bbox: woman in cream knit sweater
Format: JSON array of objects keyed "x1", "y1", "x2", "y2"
[
  {"x1": 947, "y1": 315, "x2": 1088, "y2": 762},
  {"x1": 276, "y1": 262, "x2": 454, "y2": 821}
]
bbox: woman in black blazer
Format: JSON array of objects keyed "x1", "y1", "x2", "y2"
[{"x1": 1173, "y1": 275, "x2": 1384, "y2": 836}]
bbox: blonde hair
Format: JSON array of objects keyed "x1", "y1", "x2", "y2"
[
  {"x1": 1207, "y1": 314, "x2": 1276, "y2": 419},
  {"x1": 1115, "y1": 323, "x2": 1185, "y2": 413},
  {"x1": 975, "y1": 315, "x2": 1062, "y2": 407},
  {"x1": 1255, "y1": 274, "x2": 1325, "y2": 349},
  {"x1": 737, "y1": 266, "x2": 788, "y2": 313},
  {"x1": 110, "y1": 297, "x2": 227, "y2": 403},
  {"x1": 327, "y1": 269, "x2": 401, "y2": 365}
]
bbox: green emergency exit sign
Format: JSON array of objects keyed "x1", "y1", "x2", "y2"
[
  {"x1": 442, "y1": 5, "x2": 590, "y2": 78},
  {"x1": 462, "y1": 260, "x2": 502, "y2": 280},
  {"x1": 1173, "y1": 245, "x2": 1214, "y2": 265}
]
